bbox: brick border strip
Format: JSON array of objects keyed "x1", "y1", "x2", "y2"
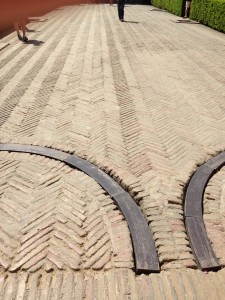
[
  {"x1": 0, "y1": 143, "x2": 159, "y2": 273},
  {"x1": 184, "y1": 152, "x2": 225, "y2": 270}
]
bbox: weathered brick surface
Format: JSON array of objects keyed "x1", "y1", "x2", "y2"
[
  {"x1": 0, "y1": 42, "x2": 9, "y2": 51},
  {"x1": 0, "y1": 152, "x2": 133, "y2": 273},
  {"x1": 1, "y1": 3, "x2": 225, "y2": 298},
  {"x1": 0, "y1": 268, "x2": 212, "y2": 300}
]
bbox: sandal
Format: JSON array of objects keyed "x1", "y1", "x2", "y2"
[
  {"x1": 23, "y1": 36, "x2": 28, "y2": 42},
  {"x1": 17, "y1": 34, "x2": 23, "y2": 41}
]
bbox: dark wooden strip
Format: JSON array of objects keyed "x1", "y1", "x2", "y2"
[
  {"x1": 0, "y1": 143, "x2": 159, "y2": 273},
  {"x1": 205, "y1": 151, "x2": 225, "y2": 170},
  {"x1": 185, "y1": 217, "x2": 220, "y2": 270},
  {"x1": 0, "y1": 144, "x2": 70, "y2": 161},
  {"x1": 184, "y1": 165, "x2": 214, "y2": 217},
  {"x1": 113, "y1": 191, "x2": 159, "y2": 273},
  {"x1": 184, "y1": 152, "x2": 225, "y2": 271},
  {"x1": 65, "y1": 156, "x2": 160, "y2": 273},
  {"x1": 65, "y1": 156, "x2": 124, "y2": 197}
]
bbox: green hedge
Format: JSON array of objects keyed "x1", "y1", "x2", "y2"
[
  {"x1": 190, "y1": 0, "x2": 225, "y2": 33},
  {"x1": 151, "y1": 0, "x2": 225, "y2": 33},
  {"x1": 151, "y1": 0, "x2": 184, "y2": 16}
]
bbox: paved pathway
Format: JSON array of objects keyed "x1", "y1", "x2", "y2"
[{"x1": 1, "y1": 4, "x2": 225, "y2": 299}]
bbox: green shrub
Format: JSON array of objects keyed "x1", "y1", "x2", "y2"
[
  {"x1": 151, "y1": 0, "x2": 225, "y2": 33},
  {"x1": 151, "y1": 0, "x2": 184, "y2": 16},
  {"x1": 191, "y1": 0, "x2": 225, "y2": 33}
]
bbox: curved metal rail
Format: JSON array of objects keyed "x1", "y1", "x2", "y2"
[
  {"x1": 0, "y1": 143, "x2": 160, "y2": 273},
  {"x1": 184, "y1": 153, "x2": 225, "y2": 270}
]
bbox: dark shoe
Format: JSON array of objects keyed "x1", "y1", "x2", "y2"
[
  {"x1": 17, "y1": 34, "x2": 23, "y2": 41},
  {"x1": 120, "y1": 19, "x2": 124, "y2": 22},
  {"x1": 23, "y1": 36, "x2": 28, "y2": 42}
]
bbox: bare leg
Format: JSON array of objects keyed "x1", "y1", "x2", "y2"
[
  {"x1": 14, "y1": 22, "x2": 22, "y2": 40},
  {"x1": 20, "y1": 20, "x2": 27, "y2": 38},
  {"x1": 184, "y1": 1, "x2": 191, "y2": 18},
  {"x1": 13, "y1": 22, "x2": 20, "y2": 34},
  {"x1": 14, "y1": 20, "x2": 28, "y2": 41}
]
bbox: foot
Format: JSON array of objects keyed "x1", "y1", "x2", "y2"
[
  {"x1": 120, "y1": 19, "x2": 124, "y2": 22},
  {"x1": 17, "y1": 34, "x2": 23, "y2": 41},
  {"x1": 23, "y1": 36, "x2": 28, "y2": 42}
]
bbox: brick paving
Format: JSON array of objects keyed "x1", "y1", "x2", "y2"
[
  {"x1": 0, "y1": 4, "x2": 225, "y2": 299},
  {"x1": 0, "y1": 43, "x2": 9, "y2": 52}
]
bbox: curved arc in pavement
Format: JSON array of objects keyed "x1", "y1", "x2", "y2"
[
  {"x1": 184, "y1": 152, "x2": 225, "y2": 270},
  {"x1": 0, "y1": 143, "x2": 160, "y2": 274}
]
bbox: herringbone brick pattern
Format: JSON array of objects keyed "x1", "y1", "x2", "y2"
[
  {"x1": 0, "y1": 152, "x2": 133, "y2": 273},
  {"x1": 1, "y1": 3, "x2": 225, "y2": 298}
]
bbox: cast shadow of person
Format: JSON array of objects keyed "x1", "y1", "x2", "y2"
[
  {"x1": 174, "y1": 19, "x2": 199, "y2": 24},
  {"x1": 149, "y1": 8, "x2": 167, "y2": 12},
  {"x1": 26, "y1": 28, "x2": 37, "y2": 33},
  {"x1": 28, "y1": 18, "x2": 48, "y2": 23},
  {"x1": 123, "y1": 21, "x2": 139, "y2": 23},
  {"x1": 25, "y1": 40, "x2": 44, "y2": 46}
]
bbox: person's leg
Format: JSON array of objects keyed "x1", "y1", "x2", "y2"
[
  {"x1": 118, "y1": 2, "x2": 121, "y2": 19},
  {"x1": 20, "y1": 19, "x2": 28, "y2": 42},
  {"x1": 118, "y1": 1, "x2": 124, "y2": 21},
  {"x1": 121, "y1": 2, "x2": 125, "y2": 20},
  {"x1": 14, "y1": 21, "x2": 23, "y2": 40},
  {"x1": 184, "y1": 1, "x2": 190, "y2": 18}
]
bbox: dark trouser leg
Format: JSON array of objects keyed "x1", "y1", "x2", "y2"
[{"x1": 118, "y1": 2, "x2": 125, "y2": 20}]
